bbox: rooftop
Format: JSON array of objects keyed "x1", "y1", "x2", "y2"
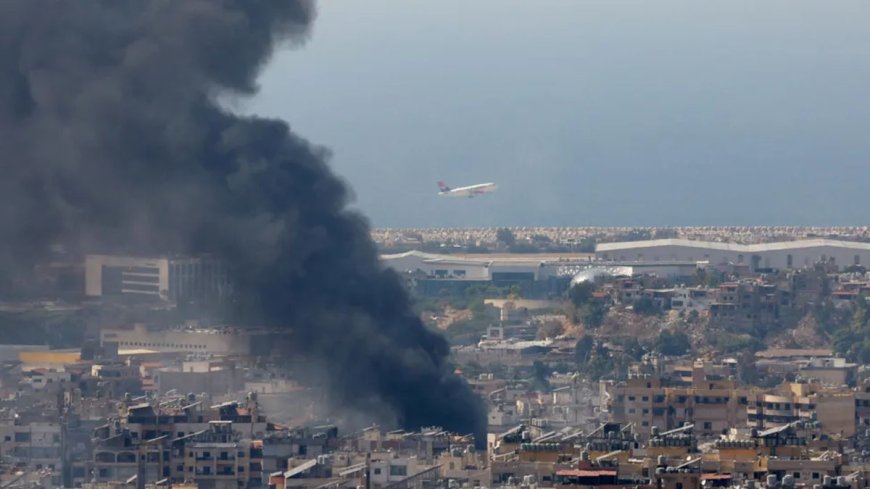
[{"x1": 597, "y1": 238, "x2": 870, "y2": 253}]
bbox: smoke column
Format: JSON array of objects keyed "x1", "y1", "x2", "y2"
[{"x1": 0, "y1": 1, "x2": 485, "y2": 442}]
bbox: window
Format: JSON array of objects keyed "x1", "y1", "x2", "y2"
[
  {"x1": 676, "y1": 483, "x2": 684, "y2": 489},
  {"x1": 390, "y1": 466, "x2": 407, "y2": 477},
  {"x1": 856, "y1": 255, "x2": 861, "y2": 266},
  {"x1": 373, "y1": 469, "x2": 382, "y2": 475},
  {"x1": 641, "y1": 396, "x2": 649, "y2": 402},
  {"x1": 703, "y1": 422, "x2": 712, "y2": 430}
]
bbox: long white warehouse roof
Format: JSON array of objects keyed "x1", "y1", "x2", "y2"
[{"x1": 596, "y1": 238, "x2": 870, "y2": 253}]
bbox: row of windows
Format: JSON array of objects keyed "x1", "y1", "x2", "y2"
[{"x1": 118, "y1": 341, "x2": 208, "y2": 350}]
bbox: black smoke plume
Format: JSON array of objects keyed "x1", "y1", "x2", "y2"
[{"x1": 0, "y1": 1, "x2": 485, "y2": 443}]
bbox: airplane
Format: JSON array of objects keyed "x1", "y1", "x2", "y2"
[{"x1": 437, "y1": 181, "x2": 498, "y2": 198}]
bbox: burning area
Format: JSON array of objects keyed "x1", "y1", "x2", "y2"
[{"x1": 0, "y1": 0, "x2": 485, "y2": 444}]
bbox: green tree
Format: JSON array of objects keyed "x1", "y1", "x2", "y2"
[
  {"x1": 574, "y1": 335, "x2": 594, "y2": 365},
  {"x1": 578, "y1": 302, "x2": 607, "y2": 328},
  {"x1": 632, "y1": 297, "x2": 658, "y2": 315},
  {"x1": 578, "y1": 238, "x2": 597, "y2": 253},
  {"x1": 833, "y1": 298, "x2": 870, "y2": 362},
  {"x1": 569, "y1": 282, "x2": 595, "y2": 307},
  {"x1": 620, "y1": 336, "x2": 646, "y2": 361},
  {"x1": 496, "y1": 228, "x2": 516, "y2": 247},
  {"x1": 655, "y1": 330, "x2": 691, "y2": 356}
]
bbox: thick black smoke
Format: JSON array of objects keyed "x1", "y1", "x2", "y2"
[{"x1": 0, "y1": 1, "x2": 485, "y2": 443}]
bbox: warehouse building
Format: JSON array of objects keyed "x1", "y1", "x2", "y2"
[
  {"x1": 381, "y1": 250, "x2": 568, "y2": 298},
  {"x1": 596, "y1": 238, "x2": 870, "y2": 271}
]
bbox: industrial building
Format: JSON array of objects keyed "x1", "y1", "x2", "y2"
[
  {"x1": 100, "y1": 324, "x2": 252, "y2": 356},
  {"x1": 380, "y1": 251, "x2": 573, "y2": 298},
  {"x1": 596, "y1": 238, "x2": 870, "y2": 270},
  {"x1": 381, "y1": 251, "x2": 699, "y2": 298}
]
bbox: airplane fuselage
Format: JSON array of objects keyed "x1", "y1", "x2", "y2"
[{"x1": 438, "y1": 182, "x2": 497, "y2": 198}]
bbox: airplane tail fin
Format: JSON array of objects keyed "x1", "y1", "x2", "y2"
[{"x1": 437, "y1": 181, "x2": 451, "y2": 192}]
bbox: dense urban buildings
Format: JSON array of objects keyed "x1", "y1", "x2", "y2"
[{"x1": 7, "y1": 229, "x2": 870, "y2": 488}]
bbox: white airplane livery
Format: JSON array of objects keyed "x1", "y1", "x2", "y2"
[{"x1": 437, "y1": 181, "x2": 498, "y2": 198}]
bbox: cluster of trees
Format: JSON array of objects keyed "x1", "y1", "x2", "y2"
[
  {"x1": 568, "y1": 281, "x2": 607, "y2": 327},
  {"x1": 573, "y1": 335, "x2": 623, "y2": 380},
  {"x1": 572, "y1": 329, "x2": 692, "y2": 381},
  {"x1": 832, "y1": 298, "x2": 870, "y2": 363}
]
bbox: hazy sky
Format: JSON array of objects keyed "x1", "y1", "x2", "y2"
[{"x1": 246, "y1": 0, "x2": 870, "y2": 228}]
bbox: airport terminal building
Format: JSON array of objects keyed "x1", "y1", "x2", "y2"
[
  {"x1": 381, "y1": 250, "x2": 697, "y2": 297},
  {"x1": 595, "y1": 238, "x2": 870, "y2": 270}
]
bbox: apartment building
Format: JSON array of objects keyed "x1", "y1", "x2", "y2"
[
  {"x1": 747, "y1": 382, "x2": 856, "y2": 437},
  {"x1": 708, "y1": 281, "x2": 786, "y2": 332},
  {"x1": 0, "y1": 421, "x2": 62, "y2": 469},
  {"x1": 669, "y1": 287, "x2": 714, "y2": 313},
  {"x1": 603, "y1": 370, "x2": 752, "y2": 439},
  {"x1": 183, "y1": 422, "x2": 263, "y2": 489}
]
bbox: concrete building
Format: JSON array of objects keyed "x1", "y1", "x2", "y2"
[
  {"x1": 669, "y1": 287, "x2": 714, "y2": 313},
  {"x1": 183, "y1": 422, "x2": 263, "y2": 489},
  {"x1": 380, "y1": 250, "x2": 572, "y2": 298},
  {"x1": 85, "y1": 255, "x2": 230, "y2": 302},
  {"x1": 156, "y1": 360, "x2": 244, "y2": 396},
  {"x1": 602, "y1": 369, "x2": 753, "y2": 439},
  {"x1": 596, "y1": 238, "x2": 870, "y2": 271},
  {"x1": 100, "y1": 324, "x2": 252, "y2": 355},
  {"x1": 0, "y1": 421, "x2": 62, "y2": 469},
  {"x1": 748, "y1": 382, "x2": 857, "y2": 438}
]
